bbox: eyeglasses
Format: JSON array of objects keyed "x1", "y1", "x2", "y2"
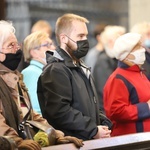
[
  {"x1": 2, "y1": 42, "x2": 21, "y2": 50},
  {"x1": 34, "y1": 42, "x2": 54, "y2": 50}
]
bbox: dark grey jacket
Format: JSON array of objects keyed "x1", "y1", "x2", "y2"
[
  {"x1": 37, "y1": 48, "x2": 112, "y2": 140},
  {"x1": 93, "y1": 50, "x2": 117, "y2": 113}
]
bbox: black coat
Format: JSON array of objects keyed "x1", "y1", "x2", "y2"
[
  {"x1": 93, "y1": 50, "x2": 118, "y2": 113},
  {"x1": 37, "y1": 48, "x2": 112, "y2": 140}
]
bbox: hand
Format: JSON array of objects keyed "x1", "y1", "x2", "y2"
[
  {"x1": 55, "y1": 130, "x2": 64, "y2": 137},
  {"x1": 93, "y1": 125, "x2": 111, "y2": 139},
  {"x1": 0, "y1": 136, "x2": 17, "y2": 150},
  {"x1": 56, "y1": 136, "x2": 84, "y2": 148},
  {"x1": 18, "y1": 139, "x2": 41, "y2": 150},
  {"x1": 55, "y1": 130, "x2": 83, "y2": 147}
]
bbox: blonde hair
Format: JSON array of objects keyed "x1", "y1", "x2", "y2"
[
  {"x1": 55, "y1": 13, "x2": 89, "y2": 44},
  {"x1": 23, "y1": 31, "x2": 49, "y2": 62},
  {"x1": 31, "y1": 20, "x2": 52, "y2": 37},
  {"x1": 130, "y1": 22, "x2": 150, "y2": 35},
  {"x1": 0, "y1": 20, "x2": 15, "y2": 50}
]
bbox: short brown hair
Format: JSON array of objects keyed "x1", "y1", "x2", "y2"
[
  {"x1": 93, "y1": 23, "x2": 107, "y2": 38},
  {"x1": 55, "y1": 13, "x2": 89, "y2": 44}
]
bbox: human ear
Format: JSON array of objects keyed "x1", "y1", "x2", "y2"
[
  {"x1": 60, "y1": 34, "x2": 68, "y2": 44},
  {"x1": 0, "y1": 53, "x2": 6, "y2": 62},
  {"x1": 127, "y1": 53, "x2": 135, "y2": 60}
]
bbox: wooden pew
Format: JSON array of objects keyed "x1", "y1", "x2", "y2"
[{"x1": 42, "y1": 132, "x2": 150, "y2": 150}]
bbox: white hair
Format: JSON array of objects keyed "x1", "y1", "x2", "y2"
[
  {"x1": 101, "y1": 25, "x2": 126, "y2": 46},
  {"x1": 130, "y1": 22, "x2": 150, "y2": 35},
  {"x1": 0, "y1": 20, "x2": 15, "y2": 50}
]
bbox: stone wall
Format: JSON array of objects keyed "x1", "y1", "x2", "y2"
[{"x1": 129, "y1": 0, "x2": 150, "y2": 30}]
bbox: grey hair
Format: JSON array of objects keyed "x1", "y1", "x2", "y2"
[{"x1": 0, "y1": 20, "x2": 15, "y2": 50}]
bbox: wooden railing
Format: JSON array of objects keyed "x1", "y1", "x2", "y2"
[{"x1": 42, "y1": 132, "x2": 150, "y2": 150}]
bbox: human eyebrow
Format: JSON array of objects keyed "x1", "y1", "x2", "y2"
[
  {"x1": 78, "y1": 33, "x2": 84, "y2": 36},
  {"x1": 8, "y1": 42, "x2": 19, "y2": 46},
  {"x1": 77, "y1": 34, "x2": 86, "y2": 38}
]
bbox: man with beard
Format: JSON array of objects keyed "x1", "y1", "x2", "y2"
[
  {"x1": 0, "y1": 20, "x2": 83, "y2": 150},
  {"x1": 37, "y1": 13, "x2": 112, "y2": 140}
]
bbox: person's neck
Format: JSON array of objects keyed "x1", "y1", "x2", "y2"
[
  {"x1": 122, "y1": 59, "x2": 141, "y2": 68},
  {"x1": 32, "y1": 58, "x2": 46, "y2": 65},
  {"x1": 95, "y1": 42, "x2": 104, "y2": 52}
]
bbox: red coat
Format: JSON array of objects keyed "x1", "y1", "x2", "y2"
[{"x1": 104, "y1": 62, "x2": 150, "y2": 136}]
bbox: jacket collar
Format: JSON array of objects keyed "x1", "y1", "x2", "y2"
[
  {"x1": 0, "y1": 63, "x2": 14, "y2": 74},
  {"x1": 0, "y1": 63, "x2": 21, "y2": 75},
  {"x1": 0, "y1": 63, "x2": 22, "y2": 89},
  {"x1": 56, "y1": 47, "x2": 88, "y2": 69},
  {"x1": 118, "y1": 61, "x2": 145, "y2": 72},
  {"x1": 30, "y1": 60, "x2": 44, "y2": 69}
]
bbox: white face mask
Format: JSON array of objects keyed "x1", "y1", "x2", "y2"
[
  {"x1": 38, "y1": 51, "x2": 47, "y2": 65},
  {"x1": 127, "y1": 48, "x2": 146, "y2": 65}
]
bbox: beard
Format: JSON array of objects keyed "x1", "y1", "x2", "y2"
[{"x1": 65, "y1": 40, "x2": 78, "y2": 60}]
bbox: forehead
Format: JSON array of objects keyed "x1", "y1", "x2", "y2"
[
  {"x1": 70, "y1": 20, "x2": 88, "y2": 35},
  {"x1": 3, "y1": 33, "x2": 17, "y2": 45},
  {"x1": 42, "y1": 37, "x2": 52, "y2": 43}
]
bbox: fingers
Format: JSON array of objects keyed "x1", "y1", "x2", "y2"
[
  {"x1": 101, "y1": 130, "x2": 111, "y2": 138},
  {"x1": 101, "y1": 133, "x2": 111, "y2": 138},
  {"x1": 73, "y1": 139, "x2": 84, "y2": 147},
  {"x1": 64, "y1": 136, "x2": 84, "y2": 147},
  {"x1": 101, "y1": 126, "x2": 109, "y2": 130},
  {"x1": 30, "y1": 141, "x2": 41, "y2": 150},
  {"x1": 56, "y1": 137, "x2": 70, "y2": 144},
  {"x1": 94, "y1": 126, "x2": 111, "y2": 139},
  {"x1": 56, "y1": 136, "x2": 84, "y2": 148}
]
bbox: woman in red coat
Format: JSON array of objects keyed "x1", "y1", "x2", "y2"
[{"x1": 104, "y1": 33, "x2": 150, "y2": 136}]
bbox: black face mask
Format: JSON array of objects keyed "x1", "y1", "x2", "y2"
[
  {"x1": 66, "y1": 35, "x2": 89, "y2": 59},
  {"x1": 72, "y1": 39, "x2": 89, "y2": 59},
  {"x1": 1, "y1": 49, "x2": 22, "y2": 70}
]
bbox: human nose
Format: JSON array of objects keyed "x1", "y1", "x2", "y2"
[{"x1": 13, "y1": 45, "x2": 21, "y2": 53}]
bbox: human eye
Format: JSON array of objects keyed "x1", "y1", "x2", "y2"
[
  {"x1": 79, "y1": 34, "x2": 84, "y2": 38},
  {"x1": 48, "y1": 42, "x2": 53, "y2": 47},
  {"x1": 7, "y1": 43, "x2": 14, "y2": 49},
  {"x1": 78, "y1": 34, "x2": 88, "y2": 40}
]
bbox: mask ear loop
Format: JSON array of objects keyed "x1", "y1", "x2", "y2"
[
  {"x1": 125, "y1": 48, "x2": 146, "y2": 65},
  {"x1": 65, "y1": 35, "x2": 76, "y2": 43},
  {"x1": 0, "y1": 51, "x2": 6, "y2": 62},
  {"x1": 63, "y1": 35, "x2": 74, "y2": 51},
  {"x1": 0, "y1": 51, "x2": 5, "y2": 54}
]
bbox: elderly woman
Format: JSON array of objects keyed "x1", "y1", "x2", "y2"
[
  {"x1": 0, "y1": 20, "x2": 83, "y2": 150},
  {"x1": 104, "y1": 33, "x2": 150, "y2": 136},
  {"x1": 21, "y1": 31, "x2": 55, "y2": 114}
]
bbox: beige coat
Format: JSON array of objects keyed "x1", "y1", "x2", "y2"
[{"x1": 0, "y1": 63, "x2": 48, "y2": 139}]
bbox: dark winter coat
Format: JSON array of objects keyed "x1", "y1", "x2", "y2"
[{"x1": 37, "y1": 48, "x2": 112, "y2": 140}]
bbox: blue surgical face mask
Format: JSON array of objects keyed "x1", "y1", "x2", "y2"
[{"x1": 144, "y1": 39, "x2": 150, "y2": 48}]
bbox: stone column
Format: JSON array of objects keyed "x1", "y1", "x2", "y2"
[{"x1": 129, "y1": 0, "x2": 150, "y2": 30}]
